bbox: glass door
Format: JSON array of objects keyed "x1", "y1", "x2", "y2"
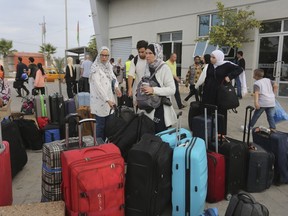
[{"x1": 278, "y1": 35, "x2": 288, "y2": 96}]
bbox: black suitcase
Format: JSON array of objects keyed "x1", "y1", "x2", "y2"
[
  {"x1": 252, "y1": 129, "x2": 288, "y2": 184},
  {"x1": 49, "y1": 93, "x2": 65, "y2": 138},
  {"x1": 117, "y1": 94, "x2": 133, "y2": 108},
  {"x1": 125, "y1": 134, "x2": 173, "y2": 216},
  {"x1": 245, "y1": 106, "x2": 275, "y2": 192},
  {"x1": 2, "y1": 121, "x2": 28, "y2": 178},
  {"x1": 188, "y1": 101, "x2": 202, "y2": 130}
]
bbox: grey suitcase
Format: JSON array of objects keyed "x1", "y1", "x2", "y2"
[
  {"x1": 34, "y1": 93, "x2": 51, "y2": 119},
  {"x1": 41, "y1": 114, "x2": 97, "y2": 202}
]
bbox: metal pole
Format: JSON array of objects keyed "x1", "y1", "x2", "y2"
[{"x1": 65, "y1": 0, "x2": 68, "y2": 51}]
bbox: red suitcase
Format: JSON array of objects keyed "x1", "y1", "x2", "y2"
[
  {"x1": 205, "y1": 105, "x2": 226, "y2": 203},
  {"x1": 0, "y1": 123, "x2": 13, "y2": 206},
  {"x1": 61, "y1": 119, "x2": 125, "y2": 216}
]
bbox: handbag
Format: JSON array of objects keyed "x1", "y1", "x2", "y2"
[
  {"x1": 217, "y1": 82, "x2": 239, "y2": 110},
  {"x1": 13, "y1": 80, "x2": 22, "y2": 89},
  {"x1": 225, "y1": 191, "x2": 269, "y2": 216}
]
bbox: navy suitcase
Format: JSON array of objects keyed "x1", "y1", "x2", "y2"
[
  {"x1": 252, "y1": 129, "x2": 288, "y2": 184},
  {"x1": 172, "y1": 136, "x2": 207, "y2": 216},
  {"x1": 157, "y1": 111, "x2": 192, "y2": 148},
  {"x1": 245, "y1": 106, "x2": 275, "y2": 192}
]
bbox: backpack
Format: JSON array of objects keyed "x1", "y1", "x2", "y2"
[
  {"x1": 136, "y1": 65, "x2": 164, "y2": 112},
  {"x1": 225, "y1": 191, "x2": 269, "y2": 216}
]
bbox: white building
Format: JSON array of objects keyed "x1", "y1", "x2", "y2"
[{"x1": 90, "y1": 0, "x2": 288, "y2": 97}]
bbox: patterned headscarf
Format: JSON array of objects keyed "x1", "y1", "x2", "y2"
[
  {"x1": 90, "y1": 46, "x2": 113, "y2": 80},
  {"x1": 145, "y1": 43, "x2": 165, "y2": 76}
]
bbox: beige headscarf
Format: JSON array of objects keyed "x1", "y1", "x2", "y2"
[{"x1": 67, "y1": 57, "x2": 73, "y2": 77}]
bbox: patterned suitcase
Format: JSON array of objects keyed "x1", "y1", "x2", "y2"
[
  {"x1": 41, "y1": 114, "x2": 97, "y2": 202},
  {"x1": 0, "y1": 123, "x2": 12, "y2": 206}
]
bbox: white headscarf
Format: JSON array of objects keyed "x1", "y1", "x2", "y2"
[
  {"x1": 90, "y1": 46, "x2": 113, "y2": 80},
  {"x1": 67, "y1": 57, "x2": 73, "y2": 77},
  {"x1": 211, "y1": 50, "x2": 229, "y2": 68}
]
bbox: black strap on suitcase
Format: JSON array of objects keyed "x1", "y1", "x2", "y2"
[
  {"x1": 2, "y1": 121, "x2": 28, "y2": 178},
  {"x1": 50, "y1": 93, "x2": 65, "y2": 138},
  {"x1": 125, "y1": 134, "x2": 173, "y2": 216},
  {"x1": 245, "y1": 106, "x2": 275, "y2": 192}
]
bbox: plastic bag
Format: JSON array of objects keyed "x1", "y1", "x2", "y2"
[{"x1": 274, "y1": 100, "x2": 288, "y2": 124}]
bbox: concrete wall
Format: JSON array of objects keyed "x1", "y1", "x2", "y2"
[{"x1": 91, "y1": 0, "x2": 288, "y2": 90}]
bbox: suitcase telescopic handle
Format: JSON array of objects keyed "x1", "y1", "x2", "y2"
[
  {"x1": 78, "y1": 118, "x2": 97, "y2": 147},
  {"x1": 176, "y1": 111, "x2": 183, "y2": 145},
  {"x1": 243, "y1": 106, "x2": 255, "y2": 146},
  {"x1": 204, "y1": 104, "x2": 218, "y2": 152},
  {"x1": 65, "y1": 113, "x2": 82, "y2": 147}
]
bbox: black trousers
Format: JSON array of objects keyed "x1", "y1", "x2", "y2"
[
  {"x1": 174, "y1": 79, "x2": 183, "y2": 109},
  {"x1": 17, "y1": 81, "x2": 29, "y2": 96},
  {"x1": 184, "y1": 84, "x2": 199, "y2": 102}
]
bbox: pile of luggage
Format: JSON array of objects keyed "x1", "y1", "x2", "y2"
[{"x1": 1, "y1": 91, "x2": 287, "y2": 215}]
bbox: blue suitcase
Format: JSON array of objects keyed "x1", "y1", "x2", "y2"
[
  {"x1": 172, "y1": 137, "x2": 208, "y2": 216},
  {"x1": 157, "y1": 111, "x2": 192, "y2": 148},
  {"x1": 77, "y1": 92, "x2": 90, "y2": 107}
]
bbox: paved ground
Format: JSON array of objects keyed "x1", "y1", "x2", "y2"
[{"x1": 6, "y1": 79, "x2": 288, "y2": 215}]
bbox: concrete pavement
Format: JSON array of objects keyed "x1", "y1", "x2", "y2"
[{"x1": 7, "y1": 79, "x2": 288, "y2": 215}]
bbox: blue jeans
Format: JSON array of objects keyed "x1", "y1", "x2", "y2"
[
  {"x1": 235, "y1": 76, "x2": 242, "y2": 98},
  {"x1": 95, "y1": 114, "x2": 112, "y2": 141},
  {"x1": 249, "y1": 107, "x2": 276, "y2": 129}
]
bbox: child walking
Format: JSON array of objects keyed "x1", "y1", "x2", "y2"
[{"x1": 244, "y1": 69, "x2": 278, "y2": 132}]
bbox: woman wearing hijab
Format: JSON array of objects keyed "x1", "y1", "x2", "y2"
[
  {"x1": 201, "y1": 50, "x2": 243, "y2": 134},
  {"x1": 90, "y1": 46, "x2": 122, "y2": 140},
  {"x1": 65, "y1": 57, "x2": 76, "y2": 98},
  {"x1": 140, "y1": 43, "x2": 177, "y2": 133}
]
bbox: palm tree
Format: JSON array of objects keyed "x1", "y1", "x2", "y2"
[
  {"x1": 39, "y1": 43, "x2": 57, "y2": 62},
  {"x1": 52, "y1": 57, "x2": 65, "y2": 95},
  {"x1": 0, "y1": 38, "x2": 17, "y2": 72}
]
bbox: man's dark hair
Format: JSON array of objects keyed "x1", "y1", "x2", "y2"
[
  {"x1": 136, "y1": 40, "x2": 148, "y2": 50},
  {"x1": 203, "y1": 54, "x2": 211, "y2": 64},
  {"x1": 194, "y1": 55, "x2": 200, "y2": 60},
  {"x1": 18, "y1": 57, "x2": 22, "y2": 62},
  {"x1": 110, "y1": 58, "x2": 115, "y2": 63},
  {"x1": 28, "y1": 57, "x2": 34, "y2": 62},
  {"x1": 128, "y1": 54, "x2": 134, "y2": 61},
  {"x1": 169, "y1": 53, "x2": 177, "y2": 59},
  {"x1": 76, "y1": 59, "x2": 80, "y2": 64},
  {"x1": 237, "y1": 51, "x2": 243, "y2": 56}
]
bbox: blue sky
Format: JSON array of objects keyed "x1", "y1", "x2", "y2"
[{"x1": 0, "y1": 0, "x2": 94, "y2": 57}]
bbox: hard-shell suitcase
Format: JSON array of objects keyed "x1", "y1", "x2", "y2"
[
  {"x1": 34, "y1": 94, "x2": 51, "y2": 119},
  {"x1": 49, "y1": 93, "x2": 65, "y2": 125},
  {"x1": 125, "y1": 134, "x2": 172, "y2": 216},
  {"x1": 172, "y1": 136, "x2": 207, "y2": 216},
  {"x1": 252, "y1": 129, "x2": 288, "y2": 183},
  {"x1": 188, "y1": 101, "x2": 203, "y2": 131},
  {"x1": 61, "y1": 123, "x2": 125, "y2": 216},
  {"x1": 205, "y1": 105, "x2": 226, "y2": 203},
  {"x1": 77, "y1": 92, "x2": 90, "y2": 107},
  {"x1": 245, "y1": 106, "x2": 275, "y2": 192},
  {"x1": 64, "y1": 99, "x2": 77, "y2": 137},
  {"x1": 41, "y1": 114, "x2": 96, "y2": 202},
  {"x1": 157, "y1": 111, "x2": 192, "y2": 148},
  {"x1": 2, "y1": 121, "x2": 28, "y2": 178},
  {"x1": 0, "y1": 123, "x2": 12, "y2": 206}
]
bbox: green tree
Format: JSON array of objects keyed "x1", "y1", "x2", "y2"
[
  {"x1": 87, "y1": 35, "x2": 98, "y2": 61},
  {"x1": 52, "y1": 57, "x2": 65, "y2": 95},
  {"x1": 0, "y1": 38, "x2": 17, "y2": 72},
  {"x1": 205, "y1": 2, "x2": 261, "y2": 48},
  {"x1": 39, "y1": 43, "x2": 57, "y2": 60}
]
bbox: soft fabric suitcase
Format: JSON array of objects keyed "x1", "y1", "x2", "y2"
[
  {"x1": 49, "y1": 93, "x2": 65, "y2": 125},
  {"x1": 188, "y1": 101, "x2": 203, "y2": 131},
  {"x1": 252, "y1": 129, "x2": 288, "y2": 184},
  {"x1": 2, "y1": 121, "x2": 28, "y2": 178},
  {"x1": 41, "y1": 115, "x2": 96, "y2": 202},
  {"x1": 77, "y1": 92, "x2": 90, "y2": 107},
  {"x1": 64, "y1": 98, "x2": 77, "y2": 137},
  {"x1": 64, "y1": 98, "x2": 76, "y2": 114},
  {"x1": 61, "y1": 136, "x2": 125, "y2": 216},
  {"x1": 157, "y1": 111, "x2": 192, "y2": 148},
  {"x1": 34, "y1": 94, "x2": 51, "y2": 119},
  {"x1": 245, "y1": 106, "x2": 274, "y2": 192},
  {"x1": 43, "y1": 124, "x2": 61, "y2": 143},
  {"x1": 0, "y1": 123, "x2": 13, "y2": 206},
  {"x1": 204, "y1": 106, "x2": 226, "y2": 203},
  {"x1": 125, "y1": 134, "x2": 173, "y2": 216},
  {"x1": 117, "y1": 94, "x2": 133, "y2": 107},
  {"x1": 172, "y1": 137, "x2": 207, "y2": 216}
]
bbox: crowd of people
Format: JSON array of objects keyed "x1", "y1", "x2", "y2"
[{"x1": 1, "y1": 40, "x2": 277, "y2": 141}]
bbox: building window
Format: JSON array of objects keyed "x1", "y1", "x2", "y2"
[
  {"x1": 198, "y1": 13, "x2": 221, "y2": 36},
  {"x1": 260, "y1": 21, "x2": 282, "y2": 33},
  {"x1": 284, "y1": 20, "x2": 288, "y2": 32}
]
